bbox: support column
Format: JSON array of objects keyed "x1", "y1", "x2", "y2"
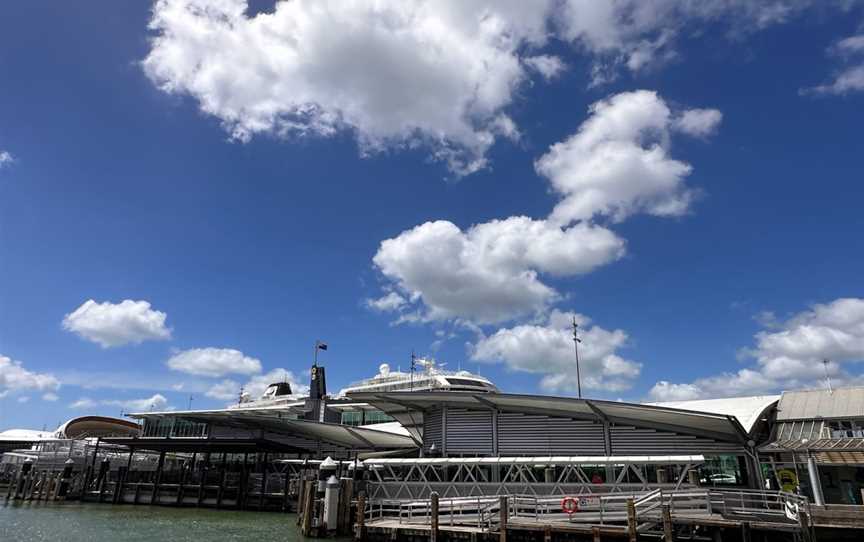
[
  {"x1": 430, "y1": 492, "x2": 439, "y2": 542},
  {"x1": 151, "y1": 451, "x2": 165, "y2": 504},
  {"x1": 806, "y1": 454, "x2": 825, "y2": 506}
]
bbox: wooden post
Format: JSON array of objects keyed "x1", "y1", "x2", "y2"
[
  {"x1": 176, "y1": 461, "x2": 188, "y2": 505},
  {"x1": 626, "y1": 498, "x2": 637, "y2": 542},
  {"x1": 282, "y1": 472, "x2": 291, "y2": 512},
  {"x1": 592, "y1": 526, "x2": 601, "y2": 542},
  {"x1": 355, "y1": 491, "x2": 366, "y2": 542},
  {"x1": 430, "y1": 492, "x2": 440, "y2": 542},
  {"x1": 151, "y1": 451, "x2": 165, "y2": 504},
  {"x1": 499, "y1": 495, "x2": 508, "y2": 542},
  {"x1": 740, "y1": 521, "x2": 751, "y2": 542},
  {"x1": 544, "y1": 525, "x2": 552, "y2": 542},
  {"x1": 301, "y1": 480, "x2": 315, "y2": 537},
  {"x1": 662, "y1": 504, "x2": 673, "y2": 542},
  {"x1": 198, "y1": 461, "x2": 208, "y2": 506},
  {"x1": 216, "y1": 463, "x2": 227, "y2": 509},
  {"x1": 339, "y1": 478, "x2": 354, "y2": 535}
]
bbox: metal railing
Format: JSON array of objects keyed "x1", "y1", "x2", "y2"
[{"x1": 365, "y1": 488, "x2": 811, "y2": 531}]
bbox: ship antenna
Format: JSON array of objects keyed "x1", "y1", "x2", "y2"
[
  {"x1": 410, "y1": 350, "x2": 416, "y2": 391},
  {"x1": 823, "y1": 359, "x2": 833, "y2": 393},
  {"x1": 572, "y1": 315, "x2": 583, "y2": 399},
  {"x1": 238, "y1": 385, "x2": 245, "y2": 405}
]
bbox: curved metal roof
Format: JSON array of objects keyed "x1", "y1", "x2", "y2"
[
  {"x1": 647, "y1": 395, "x2": 780, "y2": 434},
  {"x1": 56, "y1": 416, "x2": 140, "y2": 439},
  {"x1": 349, "y1": 391, "x2": 750, "y2": 444}
]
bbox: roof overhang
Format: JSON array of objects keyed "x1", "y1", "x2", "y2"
[{"x1": 349, "y1": 391, "x2": 750, "y2": 444}]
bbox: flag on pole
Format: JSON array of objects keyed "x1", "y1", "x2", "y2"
[{"x1": 317, "y1": 342, "x2": 328, "y2": 351}]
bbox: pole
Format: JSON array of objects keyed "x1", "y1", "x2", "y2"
[
  {"x1": 410, "y1": 350, "x2": 416, "y2": 391},
  {"x1": 572, "y1": 316, "x2": 583, "y2": 399}
]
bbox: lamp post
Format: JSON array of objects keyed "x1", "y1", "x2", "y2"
[{"x1": 572, "y1": 316, "x2": 582, "y2": 399}]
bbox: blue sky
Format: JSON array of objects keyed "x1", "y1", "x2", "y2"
[{"x1": 1, "y1": 1, "x2": 864, "y2": 430}]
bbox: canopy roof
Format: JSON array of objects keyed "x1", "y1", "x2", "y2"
[
  {"x1": 349, "y1": 391, "x2": 750, "y2": 445},
  {"x1": 647, "y1": 395, "x2": 780, "y2": 433},
  {"x1": 128, "y1": 410, "x2": 416, "y2": 452},
  {"x1": 776, "y1": 387, "x2": 864, "y2": 421}
]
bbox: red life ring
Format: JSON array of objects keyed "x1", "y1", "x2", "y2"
[{"x1": 561, "y1": 496, "x2": 579, "y2": 514}]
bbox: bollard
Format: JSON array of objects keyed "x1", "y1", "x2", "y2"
[
  {"x1": 323, "y1": 475, "x2": 340, "y2": 532},
  {"x1": 431, "y1": 492, "x2": 440, "y2": 542}
]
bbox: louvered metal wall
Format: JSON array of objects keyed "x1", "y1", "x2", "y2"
[
  {"x1": 445, "y1": 408, "x2": 494, "y2": 455},
  {"x1": 609, "y1": 425, "x2": 742, "y2": 454},
  {"x1": 421, "y1": 406, "x2": 746, "y2": 457},
  {"x1": 423, "y1": 407, "x2": 443, "y2": 453},
  {"x1": 498, "y1": 413, "x2": 606, "y2": 455}
]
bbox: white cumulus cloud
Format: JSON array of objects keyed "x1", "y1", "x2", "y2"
[
  {"x1": 0, "y1": 355, "x2": 60, "y2": 398},
  {"x1": 143, "y1": 0, "x2": 558, "y2": 176},
  {"x1": 0, "y1": 150, "x2": 13, "y2": 168},
  {"x1": 167, "y1": 347, "x2": 262, "y2": 377},
  {"x1": 370, "y1": 91, "x2": 717, "y2": 325},
  {"x1": 472, "y1": 310, "x2": 641, "y2": 393},
  {"x1": 372, "y1": 218, "x2": 625, "y2": 324},
  {"x1": 524, "y1": 55, "x2": 567, "y2": 80},
  {"x1": 535, "y1": 90, "x2": 721, "y2": 225},
  {"x1": 70, "y1": 393, "x2": 171, "y2": 412},
  {"x1": 63, "y1": 299, "x2": 172, "y2": 348},
  {"x1": 649, "y1": 297, "x2": 864, "y2": 400}
]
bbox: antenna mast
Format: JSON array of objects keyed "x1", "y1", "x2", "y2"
[
  {"x1": 572, "y1": 316, "x2": 583, "y2": 399},
  {"x1": 410, "y1": 350, "x2": 416, "y2": 391},
  {"x1": 823, "y1": 359, "x2": 833, "y2": 393}
]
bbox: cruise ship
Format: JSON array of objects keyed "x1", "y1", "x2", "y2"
[
  {"x1": 338, "y1": 359, "x2": 498, "y2": 395},
  {"x1": 228, "y1": 358, "x2": 498, "y2": 416}
]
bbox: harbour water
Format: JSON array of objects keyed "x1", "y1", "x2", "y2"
[{"x1": 0, "y1": 502, "x2": 327, "y2": 542}]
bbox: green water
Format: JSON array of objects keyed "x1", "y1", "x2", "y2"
[{"x1": 0, "y1": 502, "x2": 323, "y2": 541}]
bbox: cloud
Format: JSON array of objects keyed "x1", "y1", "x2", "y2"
[
  {"x1": 63, "y1": 299, "x2": 172, "y2": 348},
  {"x1": 557, "y1": 1, "x2": 836, "y2": 86},
  {"x1": 42, "y1": 392, "x2": 59, "y2": 402},
  {"x1": 71, "y1": 393, "x2": 170, "y2": 412},
  {"x1": 535, "y1": 90, "x2": 721, "y2": 225},
  {"x1": 17, "y1": 396, "x2": 30, "y2": 403},
  {"x1": 0, "y1": 150, "x2": 13, "y2": 168},
  {"x1": 167, "y1": 347, "x2": 262, "y2": 377},
  {"x1": 0, "y1": 355, "x2": 61, "y2": 398},
  {"x1": 524, "y1": 55, "x2": 567, "y2": 80},
  {"x1": 649, "y1": 297, "x2": 864, "y2": 400},
  {"x1": 205, "y1": 379, "x2": 240, "y2": 401},
  {"x1": 370, "y1": 91, "x2": 716, "y2": 325},
  {"x1": 366, "y1": 292, "x2": 408, "y2": 313},
  {"x1": 372, "y1": 218, "x2": 625, "y2": 324},
  {"x1": 806, "y1": 33, "x2": 864, "y2": 95},
  {"x1": 472, "y1": 310, "x2": 641, "y2": 393},
  {"x1": 143, "y1": 0, "x2": 558, "y2": 176},
  {"x1": 69, "y1": 398, "x2": 97, "y2": 410}
]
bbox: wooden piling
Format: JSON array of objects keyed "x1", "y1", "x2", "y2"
[
  {"x1": 544, "y1": 525, "x2": 552, "y2": 542},
  {"x1": 301, "y1": 480, "x2": 315, "y2": 537},
  {"x1": 740, "y1": 521, "x2": 751, "y2": 542},
  {"x1": 626, "y1": 498, "x2": 637, "y2": 542},
  {"x1": 430, "y1": 492, "x2": 439, "y2": 542},
  {"x1": 355, "y1": 491, "x2": 366, "y2": 542},
  {"x1": 151, "y1": 451, "x2": 165, "y2": 505},
  {"x1": 662, "y1": 504, "x2": 673, "y2": 542},
  {"x1": 592, "y1": 525, "x2": 601, "y2": 542},
  {"x1": 282, "y1": 472, "x2": 291, "y2": 512},
  {"x1": 339, "y1": 478, "x2": 354, "y2": 535},
  {"x1": 499, "y1": 495, "x2": 508, "y2": 542}
]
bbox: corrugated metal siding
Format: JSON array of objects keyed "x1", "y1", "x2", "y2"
[
  {"x1": 498, "y1": 413, "x2": 605, "y2": 455},
  {"x1": 445, "y1": 409, "x2": 494, "y2": 455},
  {"x1": 610, "y1": 424, "x2": 742, "y2": 454},
  {"x1": 423, "y1": 408, "x2": 443, "y2": 453},
  {"x1": 777, "y1": 388, "x2": 864, "y2": 420}
]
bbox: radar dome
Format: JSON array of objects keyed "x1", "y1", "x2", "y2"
[{"x1": 379, "y1": 363, "x2": 391, "y2": 377}]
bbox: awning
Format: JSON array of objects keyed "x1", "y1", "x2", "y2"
[{"x1": 127, "y1": 411, "x2": 417, "y2": 452}]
